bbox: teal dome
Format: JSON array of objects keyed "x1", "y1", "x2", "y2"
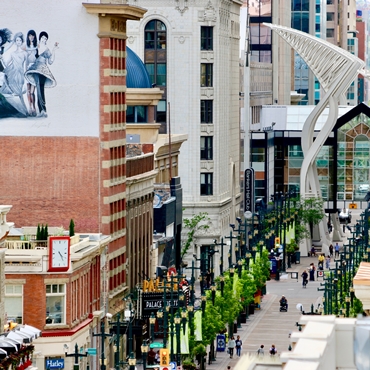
[{"x1": 126, "y1": 47, "x2": 151, "y2": 88}]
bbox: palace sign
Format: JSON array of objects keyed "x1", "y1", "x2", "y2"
[{"x1": 141, "y1": 292, "x2": 179, "y2": 318}]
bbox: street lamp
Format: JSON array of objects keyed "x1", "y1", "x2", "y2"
[
  {"x1": 141, "y1": 341, "x2": 149, "y2": 370},
  {"x1": 93, "y1": 320, "x2": 112, "y2": 370},
  {"x1": 174, "y1": 312, "x2": 182, "y2": 365},
  {"x1": 65, "y1": 343, "x2": 88, "y2": 370}
]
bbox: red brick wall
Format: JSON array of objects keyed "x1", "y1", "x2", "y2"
[{"x1": 0, "y1": 137, "x2": 100, "y2": 232}]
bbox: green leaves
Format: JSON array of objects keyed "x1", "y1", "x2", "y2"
[{"x1": 181, "y1": 212, "x2": 211, "y2": 258}]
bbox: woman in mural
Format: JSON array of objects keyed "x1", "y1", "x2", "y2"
[
  {"x1": 0, "y1": 32, "x2": 28, "y2": 114},
  {"x1": 23, "y1": 30, "x2": 38, "y2": 116},
  {"x1": 0, "y1": 28, "x2": 13, "y2": 72},
  {"x1": 25, "y1": 31, "x2": 58, "y2": 118}
]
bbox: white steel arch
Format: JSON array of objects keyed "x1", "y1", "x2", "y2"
[
  {"x1": 263, "y1": 24, "x2": 365, "y2": 253},
  {"x1": 264, "y1": 23, "x2": 365, "y2": 199}
]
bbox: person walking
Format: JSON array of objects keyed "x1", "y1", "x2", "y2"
[
  {"x1": 329, "y1": 244, "x2": 333, "y2": 257},
  {"x1": 335, "y1": 243, "x2": 340, "y2": 259},
  {"x1": 301, "y1": 270, "x2": 308, "y2": 288},
  {"x1": 257, "y1": 345, "x2": 264, "y2": 356},
  {"x1": 325, "y1": 255, "x2": 331, "y2": 269},
  {"x1": 228, "y1": 336, "x2": 236, "y2": 358},
  {"x1": 269, "y1": 344, "x2": 277, "y2": 356},
  {"x1": 309, "y1": 263, "x2": 315, "y2": 281},
  {"x1": 318, "y1": 253, "x2": 325, "y2": 270},
  {"x1": 235, "y1": 335, "x2": 242, "y2": 357}
]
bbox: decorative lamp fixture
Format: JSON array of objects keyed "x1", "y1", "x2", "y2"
[
  {"x1": 141, "y1": 342, "x2": 149, "y2": 354},
  {"x1": 157, "y1": 309, "x2": 163, "y2": 319},
  {"x1": 149, "y1": 313, "x2": 156, "y2": 325}
]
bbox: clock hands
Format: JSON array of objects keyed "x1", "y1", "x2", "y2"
[{"x1": 58, "y1": 251, "x2": 65, "y2": 261}]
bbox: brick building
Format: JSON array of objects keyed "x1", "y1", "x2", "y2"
[
  {"x1": 0, "y1": 1, "x2": 147, "y2": 319},
  {"x1": 3, "y1": 222, "x2": 110, "y2": 370}
]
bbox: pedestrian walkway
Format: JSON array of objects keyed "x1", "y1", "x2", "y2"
[{"x1": 205, "y1": 256, "x2": 328, "y2": 370}]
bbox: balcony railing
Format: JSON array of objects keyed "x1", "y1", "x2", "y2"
[{"x1": 4, "y1": 240, "x2": 48, "y2": 250}]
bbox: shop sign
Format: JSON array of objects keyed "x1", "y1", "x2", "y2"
[
  {"x1": 46, "y1": 359, "x2": 64, "y2": 369},
  {"x1": 141, "y1": 293, "x2": 179, "y2": 318}
]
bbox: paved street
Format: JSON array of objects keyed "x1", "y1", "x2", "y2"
[
  {"x1": 206, "y1": 209, "x2": 364, "y2": 370},
  {"x1": 205, "y1": 256, "x2": 324, "y2": 370}
]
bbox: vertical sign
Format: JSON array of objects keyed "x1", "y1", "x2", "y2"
[{"x1": 244, "y1": 168, "x2": 255, "y2": 213}]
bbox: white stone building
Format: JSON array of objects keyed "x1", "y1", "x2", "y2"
[{"x1": 127, "y1": 0, "x2": 242, "y2": 261}]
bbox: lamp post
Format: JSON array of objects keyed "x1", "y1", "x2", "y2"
[
  {"x1": 93, "y1": 321, "x2": 112, "y2": 370},
  {"x1": 65, "y1": 343, "x2": 88, "y2": 370},
  {"x1": 174, "y1": 312, "x2": 182, "y2": 365},
  {"x1": 226, "y1": 226, "x2": 238, "y2": 269}
]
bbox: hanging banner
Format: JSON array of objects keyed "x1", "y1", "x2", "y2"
[
  {"x1": 244, "y1": 168, "x2": 255, "y2": 213},
  {"x1": 194, "y1": 310, "x2": 202, "y2": 341}
]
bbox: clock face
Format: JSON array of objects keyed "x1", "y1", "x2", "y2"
[{"x1": 49, "y1": 237, "x2": 70, "y2": 272}]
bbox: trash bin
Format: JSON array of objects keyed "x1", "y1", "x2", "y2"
[
  {"x1": 240, "y1": 312, "x2": 247, "y2": 323},
  {"x1": 295, "y1": 251, "x2": 301, "y2": 264}
]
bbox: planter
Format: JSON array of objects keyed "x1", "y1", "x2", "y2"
[{"x1": 249, "y1": 303, "x2": 255, "y2": 315}]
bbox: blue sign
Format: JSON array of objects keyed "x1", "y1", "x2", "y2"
[
  {"x1": 216, "y1": 334, "x2": 226, "y2": 352},
  {"x1": 46, "y1": 359, "x2": 64, "y2": 369},
  {"x1": 87, "y1": 348, "x2": 97, "y2": 355}
]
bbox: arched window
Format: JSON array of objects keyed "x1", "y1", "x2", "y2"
[{"x1": 145, "y1": 20, "x2": 167, "y2": 133}]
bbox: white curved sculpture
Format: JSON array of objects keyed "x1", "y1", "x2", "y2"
[
  {"x1": 264, "y1": 24, "x2": 365, "y2": 251},
  {"x1": 264, "y1": 23, "x2": 365, "y2": 197}
]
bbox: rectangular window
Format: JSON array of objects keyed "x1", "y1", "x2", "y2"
[
  {"x1": 200, "y1": 173, "x2": 213, "y2": 195},
  {"x1": 5, "y1": 285, "x2": 23, "y2": 324},
  {"x1": 200, "y1": 136, "x2": 213, "y2": 160},
  {"x1": 201, "y1": 26, "x2": 213, "y2": 50},
  {"x1": 201, "y1": 64, "x2": 213, "y2": 87},
  {"x1": 126, "y1": 106, "x2": 148, "y2": 123},
  {"x1": 200, "y1": 100, "x2": 213, "y2": 123},
  {"x1": 327, "y1": 29, "x2": 334, "y2": 38},
  {"x1": 46, "y1": 284, "x2": 66, "y2": 325},
  {"x1": 327, "y1": 12, "x2": 334, "y2": 21},
  {"x1": 156, "y1": 64, "x2": 166, "y2": 86}
]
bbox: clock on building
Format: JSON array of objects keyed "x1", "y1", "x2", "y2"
[{"x1": 48, "y1": 236, "x2": 70, "y2": 272}]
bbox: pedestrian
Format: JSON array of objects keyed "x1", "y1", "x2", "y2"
[
  {"x1": 235, "y1": 335, "x2": 242, "y2": 357},
  {"x1": 310, "y1": 245, "x2": 316, "y2": 257},
  {"x1": 155, "y1": 350, "x2": 160, "y2": 364},
  {"x1": 309, "y1": 263, "x2": 315, "y2": 281},
  {"x1": 257, "y1": 344, "x2": 264, "y2": 356},
  {"x1": 318, "y1": 253, "x2": 325, "y2": 270},
  {"x1": 228, "y1": 336, "x2": 236, "y2": 358},
  {"x1": 301, "y1": 269, "x2": 308, "y2": 288},
  {"x1": 329, "y1": 244, "x2": 334, "y2": 258},
  {"x1": 148, "y1": 348, "x2": 156, "y2": 365},
  {"x1": 269, "y1": 344, "x2": 277, "y2": 356},
  {"x1": 325, "y1": 255, "x2": 331, "y2": 269},
  {"x1": 335, "y1": 243, "x2": 340, "y2": 258}
]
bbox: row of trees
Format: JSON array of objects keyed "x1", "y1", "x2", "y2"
[{"x1": 183, "y1": 249, "x2": 271, "y2": 366}]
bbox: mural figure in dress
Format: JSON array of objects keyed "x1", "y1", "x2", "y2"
[
  {"x1": 0, "y1": 32, "x2": 28, "y2": 115},
  {"x1": 0, "y1": 28, "x2": 13, "y2": 72},
  {"x1": 23, "y1": 30, "x2": 38, "y2": 116},
  {"x1": 25, "y1": 31, "x2": 58, "y2": 118}
]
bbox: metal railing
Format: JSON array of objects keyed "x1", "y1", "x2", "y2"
[{"x1": 4, "y1": 240, "x2": 47, "y2": 250}]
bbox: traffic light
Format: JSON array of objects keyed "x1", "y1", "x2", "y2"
[
  {"x1": 275, "y1": 237, "x2": 280, "y2": 246},
  {"x1": 159, "y1": 348, "x2": 169, "y2": 366}
]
